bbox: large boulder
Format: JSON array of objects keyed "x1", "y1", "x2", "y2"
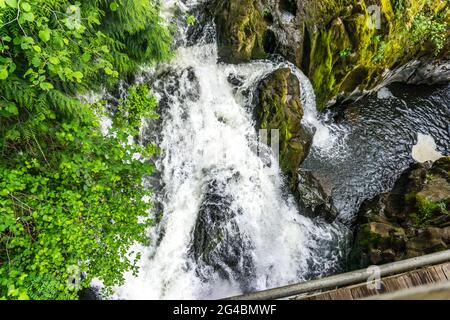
[
  {"x1": 349, "y1": 157, "x2": 450, "y2": 270},
  {"x1": 255, "y1": 68, "x2": 313, "y2": 188}
]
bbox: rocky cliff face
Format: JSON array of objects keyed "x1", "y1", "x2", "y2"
[
  {"x1": 216, "y1": 0, "x2": 450, "y2": 109},
  {"x1": 349, "y1": 157, "x2": 450, "y2": 270}
]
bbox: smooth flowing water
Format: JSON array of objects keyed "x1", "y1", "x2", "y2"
[
  {"x1": 302, "y1": 83, "x2": 450, "y2": 223},
  {"x1": 113, "y1": 0, "x2": 450, "y2": 299}
]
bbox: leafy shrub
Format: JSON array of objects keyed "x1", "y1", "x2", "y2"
[
  {"x1": 411, "y1": 13, "x2": 447, "y2": 53},
  {"x1": 0, "y1": 0, "x2": 171, "y2": 299}
]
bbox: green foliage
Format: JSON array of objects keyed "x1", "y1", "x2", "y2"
[
  {"x1": 412, "y1": 13, "x2": 447, "y2": 53},
  {"x1": 0, "y1": 0, "x2": 171, "y2": 300},
  {"x1": 116, "y1": 83, "x2": 159, "y2": 130},
  {"x1": 0, "y1": 93, "x2": 159, "y2": 299},
  {"x1": 186, "y1": 15, "x2": 196, "y2": 26},
  {"x1": 339, "y1": 47, "x2": 352, "y2": 58},
  {"x1": 410, "y1": 195, "x2": 449, "y2": 227},
  {"x1": 23, "y1": 274, "x2": 73, "y2": 300}
]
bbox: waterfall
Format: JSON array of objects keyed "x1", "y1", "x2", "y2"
[
  {"x1": 114, "y1": 0, "x2": 344, "y2": 300},
  {"x1": 111, "y1": 0, "x2": 450, "y2": 300}
]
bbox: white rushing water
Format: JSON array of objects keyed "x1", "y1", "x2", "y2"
[{"x1": 114, "y1": 0, "x2": 344, "y2": 300}]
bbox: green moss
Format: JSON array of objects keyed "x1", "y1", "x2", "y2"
[
  {"x1": 304, "y1": 0, "x2": 449, "y2": 108},
  {"x1": 409, "y1": 194, "x2": 449, "y2": 227},
  {"x1": 358, "y1": 224, "x2": 382, "y2": 249},
  {"x1": 257, "y1": 68, "x2": 311, "y2": 187},
  {"x1": 216, "y1": 0, "x2": 268, "y2": 63},
  {"x1": 349, "y1": 220, "x2": 408, "y2": 269}
]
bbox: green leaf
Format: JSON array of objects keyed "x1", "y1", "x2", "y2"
[
  {"x1": 48, "y1": 57, "x2": 60, "y2": 65},
  {"x1": 20, "y1": 2, "x2": 30, "y2": 11},
  {"x1": 39, "y1": 30, "x2": 51, "y2": 42},
  {"x1": 3, "y1": 102, "x2": 18, "y2": 115},
  {"x1": 21, "y1": 12, "x2": 34, "y2": 22},
  {"x1": 0, "y1": 68, "x2": 8, "y2": 80},
  {"x1": 80, "y1": 53, "x2": 91, "y2": 62},
  {"x1": 5, "y1": 0, "x2": 17, "y2": 8},
  {"x1": 8, "y1": 62, "x2": 16, "y2": 73},
  {"x1": 39, "y1": 82, "x2": 54, "y2": 91},
  {"x1": 31, "y1": 56, "x2": 42, "y2": 67},
  {"x1": 72, "y1": 71, "x2": 83, "y2": 82},
  {"x1": 18, "y1": 292, "x2": 29, "y2": 300},
  {"x1": 110, "y1": 2, "x2": 118, "y2": 11}
]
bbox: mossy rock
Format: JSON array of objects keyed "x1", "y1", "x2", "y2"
[
  {"x1": 435, "y1": 156, "x2": 450, "y2": 173},
  {"x1": 216, "y1": 0, "x2": 449, "y2": 105},
  {"x1": 255, "y1": 68, "x2": 312, "y2": 188},
  {"x1": 349, "y1": 157, "x2": 450, "y2": 270},
  {"x1": 216, "y1": 0, "x2": 268, "y2": 63}
]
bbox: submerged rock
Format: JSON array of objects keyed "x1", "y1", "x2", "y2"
[
  {"x1": 349, "y1": 157, "x2": 450, "y2": 270},
  {"x1": 191, "y1": 170, "x2": 255, "y2": 290},
  {"x1": 296, "y1": 170, "x2": 338, "y2": 223},
  {"x1": 227, "y1": 73, "x2": 245, "y2": 87},
  {"x1": 255, "y1": 68, "x2": 313, "y2": 187}
]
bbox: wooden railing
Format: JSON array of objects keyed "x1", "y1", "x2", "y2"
[{"x1": 224, "y1": 250, "x2": 450, "y2": 300}]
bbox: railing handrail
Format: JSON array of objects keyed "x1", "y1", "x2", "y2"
[{"x1": 224, "y1": 250, "x2": 450, "y2": 300}]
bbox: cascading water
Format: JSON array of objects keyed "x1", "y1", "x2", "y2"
[{"x1": 114, "y1": 0, "x2": 345, "y2": 300}]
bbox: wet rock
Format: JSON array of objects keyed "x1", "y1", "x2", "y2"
[
  {"x1": 263, "y1": 29, "x2": 278, "y2": 54},
  {"x1": 349, "y1": 157, "x2": 450, "y2": 270},
  {"x1": 296, "y1": 170, "x2": 338, "y2": 223},
  {"x1": 190, "y1": 170, "x2": 255, "y2": 290},
  {"x1": 380, "y1": 59, "x2": 450, "y2": 88},
  {"x1": 79, "y1": 287, "x2": 101, "y2": 300},
  {"x1": 215, "y1": 0, "x2": 268, "y2": 63},
  {"x1": 255, "y1": 68, "x2": 313, "y2": 188},
  {"x1": 185, "y1": 1, "x2": 217, "y2": 46},
  {"x1": 227, "y1": 73, "x2": 245, "y2": 87}
]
